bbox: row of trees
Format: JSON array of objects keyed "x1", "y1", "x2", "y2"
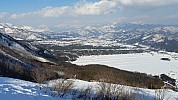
[{"x1": 61, "y1": 63, "x2": 164, "y2": 89}]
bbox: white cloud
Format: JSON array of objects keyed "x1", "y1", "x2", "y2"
[
  {"x1": 11, "y1": 14, "x2": 24, "y2": 19},
  {"x1": 40, "y1": 6, "x2": 70, "y2": 17},
  {"x1": 119, "y1": 0, "x2": 178, "y2": 6},
  {"x1": 166, "y1": 13, "x2": 178, "y2": 19},
  {"x1": 8, "y1": 0, "x2": 178, "y2": 19},
  {"x1": 73, "y1": 0, "x2": 118, "y2": 15},
  {"x1": 9, "y1": 0, "x2": 121, "y2": 19},
  {"x1": 0, "y1": 12, "x2": 8, "y2": 18},
  {"x1": 10, "y1": 6, "x2": 70, "y2": 19},
  {"x1": 10, "y1": 11, "x2": 39, "y2": 19}
]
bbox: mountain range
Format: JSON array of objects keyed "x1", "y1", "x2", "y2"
[
  {"x1": 1, "y1": 22, "x2": 178, "y2": 52},
  {"x1": 57, "y1": 22, "x2": 178, "y2": 52}
]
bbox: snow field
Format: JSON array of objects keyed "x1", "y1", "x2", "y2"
[{"x1": 72, "y1": 52, "x2": 178, "y2": 80}]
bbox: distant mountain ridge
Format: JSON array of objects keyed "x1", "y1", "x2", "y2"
[
  {"x1": 1, "y1": 22, "x2": 178, "y2": 52},
  {"x1": 66, "y1": 22, "x2": 178, "y2": 52}
]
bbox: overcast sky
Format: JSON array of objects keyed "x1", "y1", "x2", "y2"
[{"x1": 0, "y1": 0, "x2": 178, "y2": 28}]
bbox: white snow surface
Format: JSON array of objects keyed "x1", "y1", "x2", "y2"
[
  {"x1": 34, "y1": 56, "x2": 51, "y2": 63},
  {"x1": 4, "y1": 28, "x2": 14, "y2": 33},
  {"x1": 0, "y1": 77, "x2": 178, "y2": 100},
  {"x1": 72, "y1": 52, "x2": 178, "y2": 79},
  {"x1": 0, "y1": 77, "x2": 58, "y2": 100}
]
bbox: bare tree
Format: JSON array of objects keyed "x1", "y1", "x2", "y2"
[
  {"x1": 154, "y1": 89, "x2": 170, "y2": 100},
  {"x1": 52, "y1": 79, "x2": 75, "y2": 97}
]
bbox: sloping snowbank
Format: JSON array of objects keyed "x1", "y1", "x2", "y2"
[
  {"x1": 0, "y1": 77, "x2": 178, "y2": 100},
  {"x1": 0, "y1": 77, "x2": 57, "y2": 100}
]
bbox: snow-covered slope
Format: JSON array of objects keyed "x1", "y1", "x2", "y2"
[
  {"x1": 1, "y1": 77, "x2": 178, "y2": 100},
  {"x1": 0, "y1": 23, "x2": 44, "y2": 40},
  {"x1": 0, "y1": 77, "x2": 57, "y2": 100},
  {"x1": 0, "y1": 32, "x2": 29, "y2": 52},
  {"x1": 0, "y1": 32, "x2": 51, "y2": 63}
]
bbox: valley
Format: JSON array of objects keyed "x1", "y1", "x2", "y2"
[{"x1": 0, "y1": 22, "x2": 178, "y2": 99}]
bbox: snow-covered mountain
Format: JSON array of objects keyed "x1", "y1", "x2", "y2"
[
  {"x1": 75, "y1": 22, "x2": 178, "y2": 40},
  {"x1": 2, "y1": 22, "x2": 178, "y2": 51},
  {"x1": 60, "y1": 22, "x2": 178, "y2": 52},
  {"x1": 0, "y1": 23, "x2": 44, "y2": 40},
  {"x1": 1, "y1": 22, "x2": 178, "y2": 54}
]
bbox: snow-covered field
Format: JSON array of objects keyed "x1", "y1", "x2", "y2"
[
  {"x1": 1, "y1": 77, "x2": 178, "y2": 100},
  {"x1": 72, "y1": 52, "x2": 178, "y2": 79}
]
